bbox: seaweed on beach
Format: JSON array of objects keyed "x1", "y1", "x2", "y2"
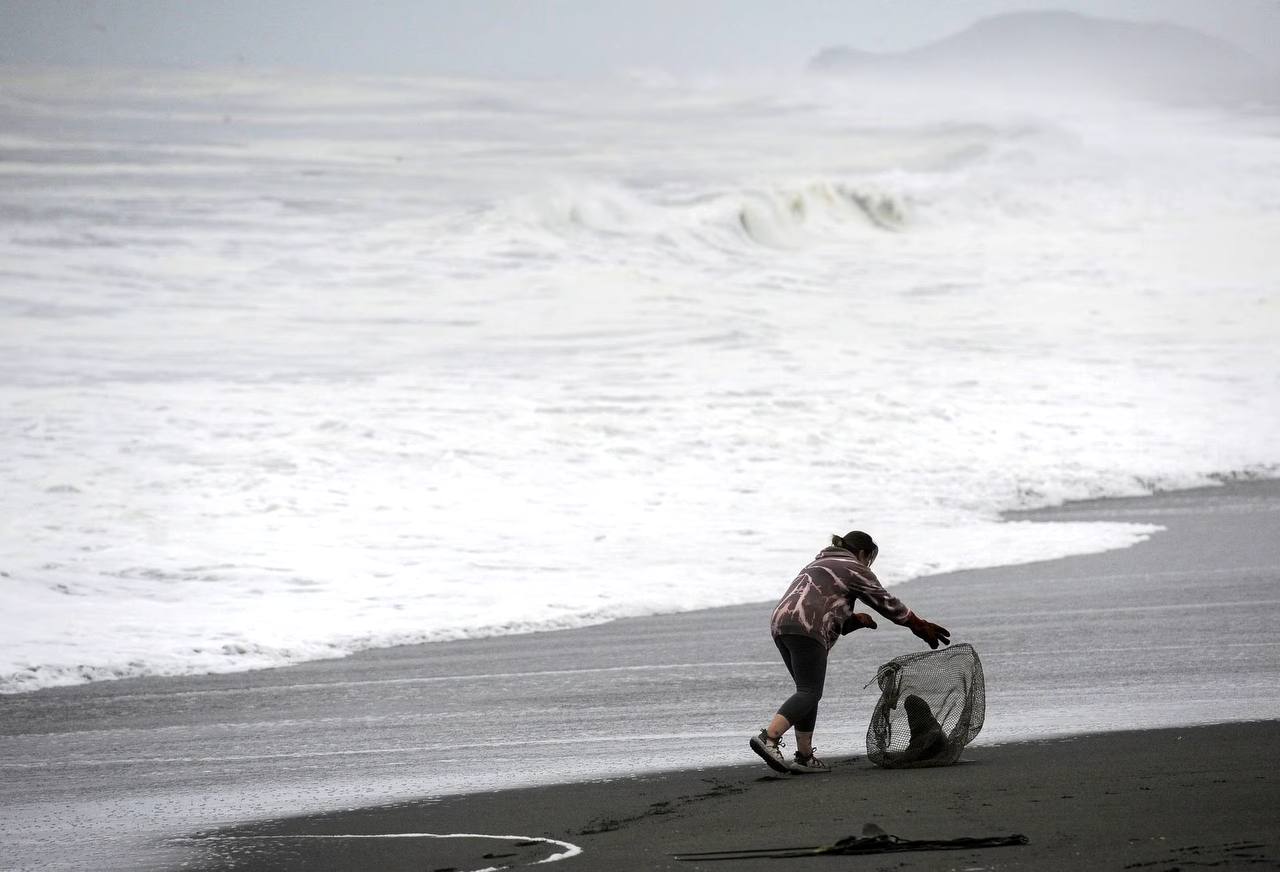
[{"x1": 671, "y1": 823, "x2": 1027, "y2": 861}]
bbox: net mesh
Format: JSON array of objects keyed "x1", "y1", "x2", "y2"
[{"x1": 865, "y1": 643, "x2": 985, "y2": 768}]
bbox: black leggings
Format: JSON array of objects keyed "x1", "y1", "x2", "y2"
[{"x1": 773, "y1": 634, "x2": 828, "y2": 733}]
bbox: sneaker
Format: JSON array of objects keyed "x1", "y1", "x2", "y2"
[
  {"x1": 749, "y1": 729, "x2": 790, "y2": 774},
  {"x1": 788, "y1": 749, "x2": 831, "y2": 774}
]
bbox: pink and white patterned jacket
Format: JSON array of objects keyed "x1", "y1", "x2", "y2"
[{"x1": 770, "y1": 546, "x2": 912, "y2": 650}]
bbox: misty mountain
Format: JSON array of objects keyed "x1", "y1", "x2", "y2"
[{"x1": 810, "y1": 11, "x2": 1279, "y2": 105}]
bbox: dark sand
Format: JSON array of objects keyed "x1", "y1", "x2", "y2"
[
  {"x1": 184, "y1": 720, "x2": 1279, "y2": 871},
  {"x1": 2, "y1": 480, "x2": 1279, "y2": 871}
]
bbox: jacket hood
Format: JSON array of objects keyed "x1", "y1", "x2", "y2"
[{"x1": 817, "y1": 545, "x2": 867, "y2": 564}]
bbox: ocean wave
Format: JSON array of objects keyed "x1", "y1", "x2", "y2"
[
  {"x1": 2, "y1": 69, "x2": 1278, "y2": 696},
  {"x1": 520, "y1": 179, "x2": 912, "y2": 249},
  {"x1": 735, "y1": 182, "x2": 909, "y2": 243}
]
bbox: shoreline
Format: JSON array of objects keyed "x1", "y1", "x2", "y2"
[
  {"x1": 2, "y1": 479, "x2": 1278, "y2": 870},
  {"x1": 9, "y1": 475, "x2": 1266, "y2": 700},
  {"x1": 1, "y1": 475, "x2": 1268, "y2": 700},
  {"x1": 180, "y1": 719, "x2": 1280, "y2": 872}
]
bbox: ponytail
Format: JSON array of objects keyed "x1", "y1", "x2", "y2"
[{"x1": 832, "y1": 530, "x2": 877, "y2": 555}]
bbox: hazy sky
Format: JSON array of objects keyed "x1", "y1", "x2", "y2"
[{"x1": 2, "y1": 0, "x2": 1277, "y2": 77}]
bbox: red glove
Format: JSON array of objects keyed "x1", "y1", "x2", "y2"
[
  {"x1": 905, "y1": 612, "x2": 951, "y2": 649},
  {"x1": 840, "y1": 612, "x2": 878, "y2": 635}
]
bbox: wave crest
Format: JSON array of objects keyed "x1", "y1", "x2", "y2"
[
  {"x1": 735, "y1": 182, "x2": 909, "y2": 245},
  {"x1": 519, "y1": 179, "x2": 912, "y2": 250}
]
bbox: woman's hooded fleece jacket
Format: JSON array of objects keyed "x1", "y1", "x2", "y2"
[{"x1": 770, "y1": 546, "x2": 912, "y2": 650}]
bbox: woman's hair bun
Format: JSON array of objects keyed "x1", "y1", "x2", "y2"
[{"x1": 832, "y1": 530, "x2": 877, "y2": 554}]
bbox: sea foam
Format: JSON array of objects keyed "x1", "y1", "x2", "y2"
[{"x1": 1, "y1": 69, "x2": 1277, "y2": 692}]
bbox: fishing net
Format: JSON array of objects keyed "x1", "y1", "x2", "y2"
[{"x1": 865, "y1": 643, "x2": 985, "y2": 768}]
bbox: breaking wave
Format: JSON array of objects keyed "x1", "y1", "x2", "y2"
[{"x1": 520, "y1": 179, "x2": 913, "y2": 249}]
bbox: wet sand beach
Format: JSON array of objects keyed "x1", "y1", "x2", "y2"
[
  {"x1": 2, "y1": 480, "x2": 1279, "y2": 870},
  {"x1": 184, "y1": 720, "x2": 1280, "y2": 872}
]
